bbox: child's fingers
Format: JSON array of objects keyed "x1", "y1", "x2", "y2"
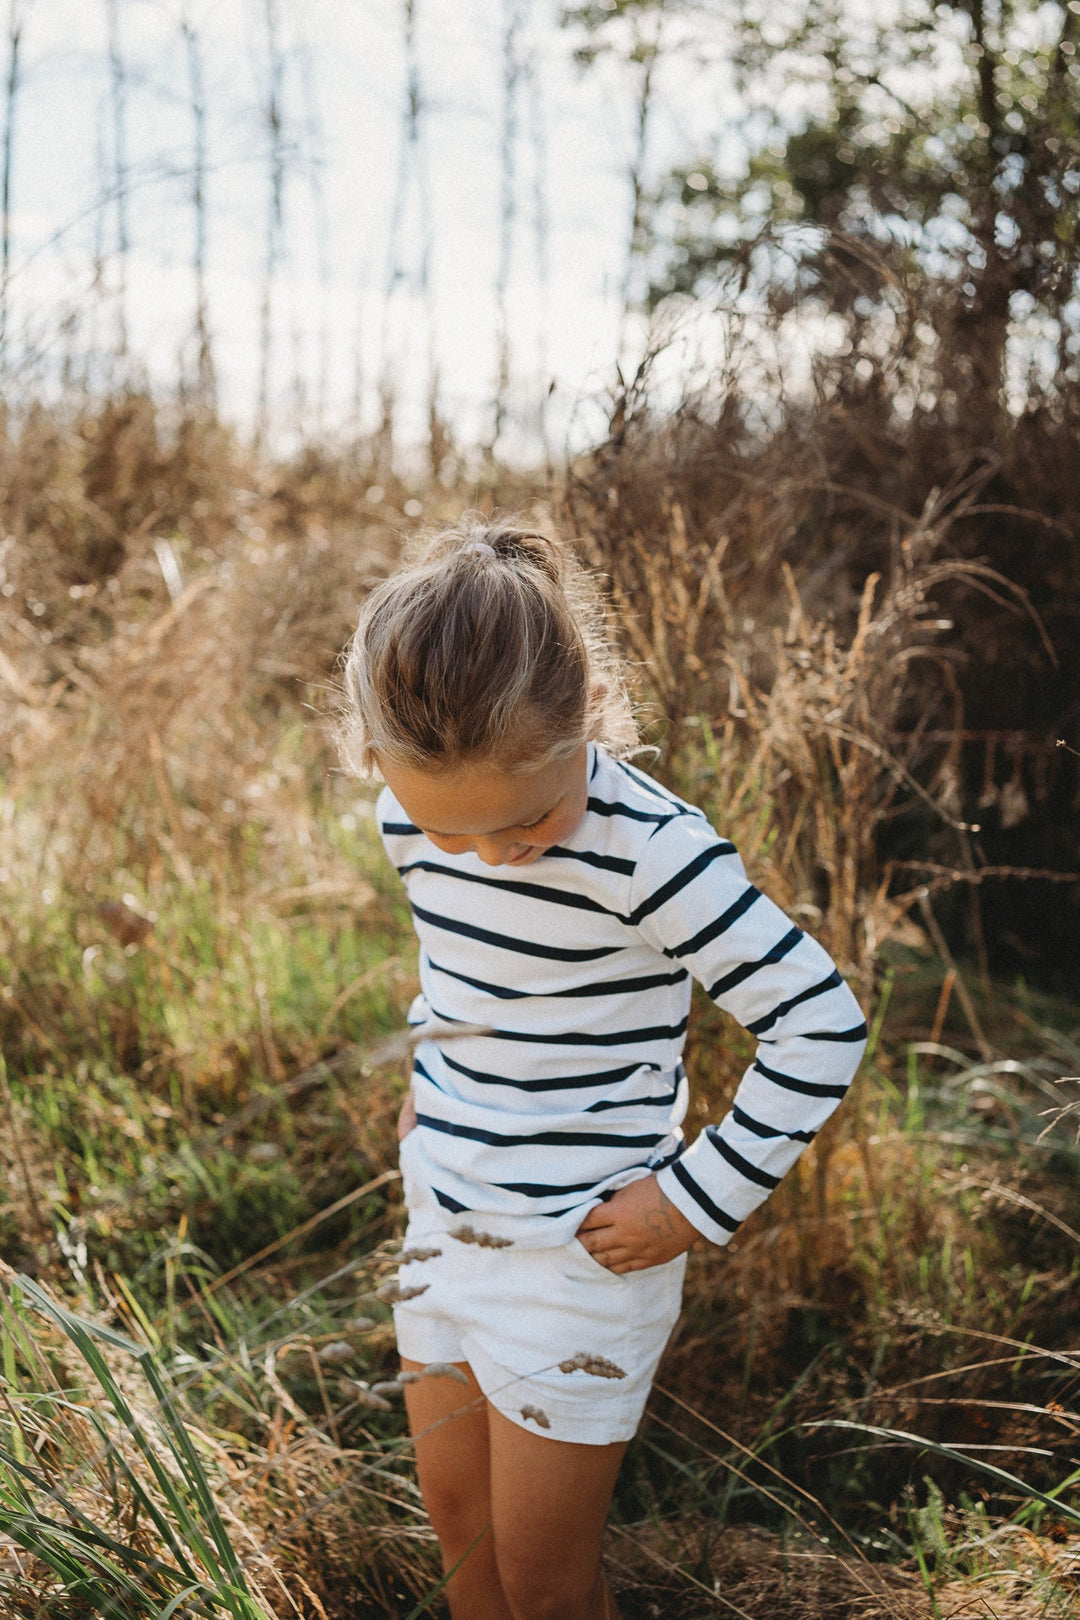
[
  {"x1": 576, "y1": 1204, "x2": 615, "y2": 1236},
  {"x1": 579, "y1": 1225, "x2": 650, "y2": 1270},
  {"x1": 588, "y1": 1241, "x2": 666, "y2": 1274}
]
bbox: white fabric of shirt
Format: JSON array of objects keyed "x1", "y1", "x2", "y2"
[{"x1": 378, "y1": 745, "x2": 868, "y2": 1250}]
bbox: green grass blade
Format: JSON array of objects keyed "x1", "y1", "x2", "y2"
[
  {"x1": 1010, "y1": 1462, "x2": 1080, "y2": 1526},
  {"x1": 15, "y1": 1276, "x2": 232, "y2": 1582},
  {"x1": 402, "y1": 1525, "x2": 489, "y2": 1620},
  {"x1": 807, "y1": 1419, "x2": 1080, "y2": 1526},
  {"x1": 153, "y1": 1582, "x2": 216, "y2": 1619},
  {"x1": 139, "y1": 1353, "x2": 252, "y2": 1589},
  {"x1": 0, "y1": 1502, "x2": 146, "y2": 1598},
  {"x1": 12, "y1": 1278, "x2": 270, "y2": 1617},
  {"x1": 0, "y1": 1456, "x2": 182, "y2": 1595},
  {"x1": 76, "y1": 1402, "x2": 211, "y2": 1579},
  {"x1": 19, "y1": 1285, "x2": 213, "y2": 1512}
]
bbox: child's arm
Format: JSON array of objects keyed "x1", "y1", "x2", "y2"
[
  {"x1": 397, "y1": 1088, "x2": 418, "y2": 1141},
  {"x1": 579, "y1": 812, "x2": 867, "y2": 1271}
]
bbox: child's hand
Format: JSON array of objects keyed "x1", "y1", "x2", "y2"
[
  {"x1": 575, "y1": 1175, "x2": 700, "y2": 1273},
  {"x1": 397, "y1": 1090, "x2": 418, "y2": 1141}
]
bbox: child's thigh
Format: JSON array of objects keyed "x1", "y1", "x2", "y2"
[
  {"x1": 402, "y1": 1358, "x2": 491, "y2": 1535},
  {"x1": 487, "y1": 1404, "x2": 626, "y2": 1596}
]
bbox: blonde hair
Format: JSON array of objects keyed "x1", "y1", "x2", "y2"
[{"x1": 340, "y1": 516, "x2": 637, "y2": 775}]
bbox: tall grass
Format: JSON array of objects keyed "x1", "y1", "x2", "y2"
[
  {"x1": 0, "y1": 1269, "x2": 268, "y2": 1616},
  {"x1": 0, "y1": 389, "x2": 1078, "y2": 1613}
]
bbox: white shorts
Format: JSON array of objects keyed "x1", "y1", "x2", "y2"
[{"x1": 392, "y1": 1196, "x2": 686, "y2": 1446}]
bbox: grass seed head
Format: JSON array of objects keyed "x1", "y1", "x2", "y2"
[
  {"x1": 558, "y1": 1351, "x2": 627, "y2": 1379},
  {"x1": 451, "y1": 1223, "x2": 513, "y2": 1248},
  {"x1": 347, "y1": 1383, "x2": 393, "y2": 1411},
  {"x1": 373, "y1": 1279, "x2": 430, "y2": 1304},
  {"x1": 520, "y1": 1404, "x2": 551, "y2": 1429},
  {"x1": 420, "y1": 1361, "x2": 469, "y2": 1384},
  {"x1": 401, "y1": 1244, "x2": 443, "y2": 1263},
  {"x1": 316, "y1": 1340, "x2": 357, "y2": 1364}
]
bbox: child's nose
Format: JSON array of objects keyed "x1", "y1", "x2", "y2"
[{"x1": 472, "y1": 834, "x2": 518, "y2": 865}]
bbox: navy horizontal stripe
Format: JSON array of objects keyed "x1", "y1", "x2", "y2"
[
  {"x1": 666, "y1": 885, "x2": 761, "y2": 959},
  {"x1": 492, "y1": 1177, "x2": 607, "y2": 1197},
  {"x1": 706, "y1": 1127, "x2": 780, "y2": 1190},
  {"x1": 732, "y1": 1103, "x2": 815, "y2": 1145},
  {"x1": 616, "y1": 758, "x2": 693, "y2": 811},
  {"x1": 435, "y1": 1185, "x2": 600, "y2": 1219},
  {"x1": 410, "y1": 900, "x2": 619, "y2": 962},
  {"x1": 412, "y1": 1055, "x2": 443, "y2": 1090},
  {"x1": 398, "y1": 859, "x2": 618, "y2": 918},
  {"x1": 745, "y1": 970, "x2": 841, "y2": 1035},
  {"x1": 432, "y1": 1185, "x2": 469, "y2": 1213},
  {"x1": 669, "y1": 1157, "x2": 740, "y2": 1234},
  {"x1": 416, "y1": 1112, "x2": 666, "y2": 1151},
  {"x1": 427, "y1": 956, "x2": 687, "y2": 1002},
  {"x1": 585, "y1": 1091, "x2": 677, "y2": 1112},
  {"x1": 707, "y1": 925, "x2": 803, "y2": 999},
  {"x1": 803, "y1": 1023, "x2": 868, "y2": 1043},
  {"x1": 544, "y1": 845, "x2": 636, "y2": 875},
  {"x1": 438, "y1": 1049, "x2": 646, "y2": 1092},
  {"x1": 383, "y1": 819, "x2": 420, "y2": 836},
  {"x1": 586, "y1": 794, "x2": 672, "y2": 824},
  {"x1": 425, "y1": 1002, "x2": 689, "y2": 1049},
  {"x1": 753, "y1": 1058, "x2": 850, "y2": 1100},
  {"x1": 629, "y1": 842, "x2": 737, "y2": 925}
]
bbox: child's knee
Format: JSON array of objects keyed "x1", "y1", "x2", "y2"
[
  {"x1": 418, "y1": 1468, "x2": 490, "y2": 1548},
  {"x1": 496, "y1": 1538, "x2": 601, "y2": 1620}
]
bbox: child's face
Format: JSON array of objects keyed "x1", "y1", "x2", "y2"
[{"x1": 380, "y1": 745, "x2": 589, "y2": 867}]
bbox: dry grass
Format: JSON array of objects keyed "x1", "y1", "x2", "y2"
[
  {"x1": 0, "y1": 387, "x2": 1078, "y2": 1614},
  {"x1": 609, "y1": 1524, "x2": 935, "y2": 1619},
  {"x1": 565, "y1": 347, "x2": 1067, "y2": 990}
]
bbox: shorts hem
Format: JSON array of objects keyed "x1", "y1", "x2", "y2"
[
  {"x1": 464, "y1": 1339, "x2": 650, "y2": 1446},
  {"x1": 393, "y1": 1308, "x2": 465, "y2": 1367}
]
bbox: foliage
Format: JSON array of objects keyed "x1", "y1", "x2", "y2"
[{"x1": 646, "y1": 0, "x2": 1079, "y2": 418}]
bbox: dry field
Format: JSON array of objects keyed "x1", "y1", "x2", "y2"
[{"x1": 0, "y1": 394, "x2": 1078, "y2": 1616}]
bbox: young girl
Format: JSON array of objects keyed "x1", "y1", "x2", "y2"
[{"x1": 341, "y1": 519, "x2": 867, "y2": 1620}]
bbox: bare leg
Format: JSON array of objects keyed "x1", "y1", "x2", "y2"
[
  {"x1": 487, "y1": 1404, "x2": 625, "y2": 1620},
  {"x1": 402, "y1": 1358, "x2": 512, "y2": 1620},
  {"x1": 404, "y1": 1360, "x2": 625, "y2": 1619}
]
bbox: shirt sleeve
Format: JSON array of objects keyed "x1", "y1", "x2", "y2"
[{"x1": 628, "y1": 812, "x2": 868, "y2": 1246}]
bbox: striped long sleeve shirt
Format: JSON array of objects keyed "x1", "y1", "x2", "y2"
[{"x1": 379, "y1": 745, "x2": 867, "y2": 1249}]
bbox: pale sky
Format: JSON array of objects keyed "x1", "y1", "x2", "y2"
[{"x1": 7, "y1": 0, "x2": 740, "y2": 459}]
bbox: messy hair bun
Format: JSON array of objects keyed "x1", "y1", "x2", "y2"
[{"x1": 340, "y1": 515, "x2": 637, "y2": 775}]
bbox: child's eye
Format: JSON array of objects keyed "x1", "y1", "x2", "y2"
[{"x1": 519, "y1": 811, "x2": 550, "y2": 832}]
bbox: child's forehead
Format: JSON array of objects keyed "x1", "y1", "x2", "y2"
[{"x1": 382, "y1": 748, "x2": 585, "y2": 835}]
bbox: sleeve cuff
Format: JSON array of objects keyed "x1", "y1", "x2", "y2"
[{"x1": 656, "y1": 1154, "x2": 743, "y2": 1248}]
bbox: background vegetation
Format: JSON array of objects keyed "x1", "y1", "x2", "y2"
[{"x1": 1, "y1": 0, "x2": 1079, "y2": 1615}]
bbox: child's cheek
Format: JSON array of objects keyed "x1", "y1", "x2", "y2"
[{"x1": 546, "y1": 797, "x2": 588, "y2": 848}]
